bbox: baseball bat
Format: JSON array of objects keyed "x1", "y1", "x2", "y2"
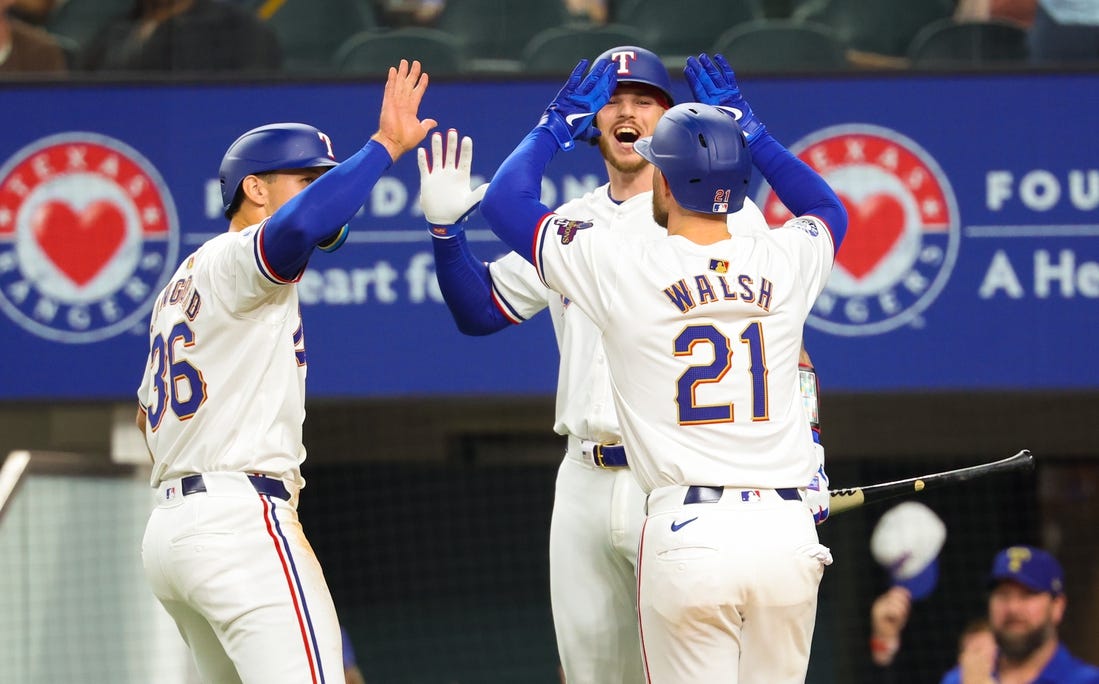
[{"x1": 828, "y1": 449, "x2": 1035, "y2": 516}]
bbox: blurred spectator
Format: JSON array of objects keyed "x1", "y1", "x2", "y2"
[
  {"x1": 564, "y1": 0, "x2": 609, "y2": 24},
  {"x1": 954, "y1": 0, "x2": 1037, "y2": 27},
  {"x1": 9, "y1": 0, "x2": 56, "y2": 25},
  {"x1": 375, "y1": 0, "x2": 444, "y2": 27},
  {"x1": 870, "y1": 586, "x2": 913, "y2": 668},
  {"x1": 78, "y1": 0, "x2": 281, "y2": 73},
  {"x1": 0, "y1": 0, "x2": 66, "y2": 73},
  {"x1": 1027, "y1": 0, "x2": 1099, "y2": 63},
  {"x1": 341, "y1": 627, "x2": 366, "y2": 684},
  {"x1": 939, "y1": 546, "x2": 1099, "y2": 684}
]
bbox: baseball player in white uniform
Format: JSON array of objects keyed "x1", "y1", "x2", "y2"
[
  {"x1": 475, "y1": 54, "x2": 847, "y2": 683},
  {"x1": 135, "y1": 61, "x2": 436, "y2": 683},
  {"x1": 420, "y1": 47, "x2": 830, "y2": 682}
]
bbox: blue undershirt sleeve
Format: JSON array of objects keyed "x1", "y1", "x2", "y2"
[
  {"x1": 261, "y1": 139, "x2": 393, "y2": 279},
  {"x1": 749, "y1": 132, "x2": 848, "y2": 251},
  {"x1": 431, "y1": 232, "x2": 512, "y2": 335},
  {"x1": 481, "y1": 129, "x2": 559, "y2": 264}
]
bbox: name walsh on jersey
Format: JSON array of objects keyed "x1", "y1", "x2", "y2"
[{"x1": 662, "y1": 265, "x2": 775, "y2": 314}]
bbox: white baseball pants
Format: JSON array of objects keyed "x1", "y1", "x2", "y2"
[
  {"x1": 142, "y1": 472, "x2": 342, "y2": 684},
  {"x1": 638, "y1": 485, "x2": 829, "y2": 684}
]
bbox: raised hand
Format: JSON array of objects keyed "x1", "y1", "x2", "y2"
[
  {"x1": 684, "y1": 53, "x2": 766, "y2": 143},
  {"x1": 418, "y1": 129, "x2": 489, "y2": 237},
  {"x1": 373, "y1": 59, "x2": 438, "y2": 162},
  {"x1": 538, "y1": 58, "x2": 618, "y2": 151}
]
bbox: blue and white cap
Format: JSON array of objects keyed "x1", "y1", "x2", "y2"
[{"x1": 870, "y1": 502, "x2": 947, "y2": 600}]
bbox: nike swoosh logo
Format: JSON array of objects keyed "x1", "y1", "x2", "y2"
[
  {"x1": 565, "y1": 112, "x2": 595, "y2": 126},
  {"x1": 670, "y1": 517, "x2": 699, "y2": 532},
  {"x1": 717, "y1": 105, "x2": 744, "y2": 121}
]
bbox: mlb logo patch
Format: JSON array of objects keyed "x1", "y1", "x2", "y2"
[
  {"x1": 709, "y1": 259, "x2": 729, "y2": 273},
  {"x1": 165, "y1": 486, "x2": 176, "y2": 500},
  {"x1": 712, "y1": 202, "x2": 729, "y2": 212}
]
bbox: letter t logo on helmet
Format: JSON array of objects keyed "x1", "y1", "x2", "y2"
[{"x1": 595, "y1": 45, "x2": 674, "y2": 106}]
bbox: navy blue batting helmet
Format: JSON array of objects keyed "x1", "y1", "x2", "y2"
[
  {"x1": 219, "y1": 123, "x2": 339, "y2": 217},
  {"x1": 634, "y1": 104, "x2": 752, "y2": 214},
  {"x1": 595, "y1": 45, "x2": 674, "y2": 105}
]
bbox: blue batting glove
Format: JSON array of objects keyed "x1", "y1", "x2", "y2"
[
  {"x1": 806, "y1": 441, "x2": 830, "y2": 525},
  {"x1": 684, "y1": 53, "x2": 767, "y2": 143},
  {"x1": 538, "y1": 58, "x2": 617, "y2": 151}
]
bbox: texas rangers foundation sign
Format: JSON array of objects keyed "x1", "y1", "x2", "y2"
[
  {"x1": 758, "y1": 125, "x2": 961, "y2": 336},
  {"x1": 0, "y1": 133, "x2": 179, "y2": 343}
]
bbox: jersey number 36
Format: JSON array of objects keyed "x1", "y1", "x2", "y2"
[{"x1": 146, "y1": 321, "x2": 208, "y2": 431}]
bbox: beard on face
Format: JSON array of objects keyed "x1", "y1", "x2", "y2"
[
  {"x1": 597, "y1": 134, "x2": 650, "y2": 175},
  {"x1": 652, "y1": 192, "x2": 669, "y2": 228},
  {"x1": 995, "y1": 623, "x2": 1052, "y2": 661}
]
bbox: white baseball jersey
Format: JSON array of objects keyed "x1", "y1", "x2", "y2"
[
  {"x1": 137, "y1": 221, "x2": 342, "y2": 683},
  {"x1": 531, "y1": 212, "x2": 835, "y2": 493},
  {"x1": 489, "y1": 187, "x2": 769, "y2": 444},
  {"x1": 137, "y1": 222, "x2": 307, "y2": 489},
  {"x1": 488, "y1": 186, "x2": 769, "y2": 682}
]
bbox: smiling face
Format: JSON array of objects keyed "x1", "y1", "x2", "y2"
[{"x1": 595, "y1": 83, "x2": 669, "y2": 175}]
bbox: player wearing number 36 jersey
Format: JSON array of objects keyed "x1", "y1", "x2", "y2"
[
  {"x1": 135, "y1": 61, "x2": 436, "y2": 683},
  {"x1": 480, "y1": 54, "x2": 847, "y2": 683}
]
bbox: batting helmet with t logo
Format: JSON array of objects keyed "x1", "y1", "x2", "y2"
[
  {"x1": 634, "y1": 103, "x2": 753, "y2": 214},
  {"x1": 594, "y1": 45, "x2": 674, "y2": 105},
  {"x1": 219, "y1": 123, "x2": 339, "y2": 218}
]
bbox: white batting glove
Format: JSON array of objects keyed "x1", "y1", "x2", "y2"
[
  {"x1": 806, "y1": 440, "x2": 829, "y2": 525},
  {"x1": 417, "y1": 129, "x2": 489, "y2": 238}
]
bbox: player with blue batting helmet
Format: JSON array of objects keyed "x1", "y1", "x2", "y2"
[
  {"x1": 219, "y1": 122, "x2": 339, "y2": 219},
  {"x1": 634, "y1": 103, "x2": 752, "y2": 214}
]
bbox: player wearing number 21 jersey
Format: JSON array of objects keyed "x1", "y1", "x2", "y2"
[
  {"x1": 479, "y1": 55, "x2": 847, "y2": 683},
  {"x1": 135, "y1": 61, "x2": 436, "y2": 683}
]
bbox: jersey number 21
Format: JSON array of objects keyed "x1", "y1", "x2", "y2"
[{"x1": 675, "y1": 321, "x2": 767, "y2": 425}]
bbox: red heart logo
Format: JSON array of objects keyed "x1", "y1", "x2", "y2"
[
  {"x1": 835, "y1": 193, "x2": 905, "y2": 280},
  {"x1": 32, "y1": 200, "x2": 127, "y2": 287}
]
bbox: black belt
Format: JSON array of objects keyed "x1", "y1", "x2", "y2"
[
  {"x1": 592, "y1": 443, "x2": 629, "y2": 468},
  {"x1": 180, "y1": 474, "x2": 291, "y2": 501},
  {"x1": 684, "y1": 485, "x2": 802, "y2": 505}
]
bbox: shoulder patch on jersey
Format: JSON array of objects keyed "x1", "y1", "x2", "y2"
[
  {"x1": 551, "y1": 217, "x2": 593, "y2": 245},
  {"x1": 789, "y1": 217, "x2": 821, "y2": 237}
]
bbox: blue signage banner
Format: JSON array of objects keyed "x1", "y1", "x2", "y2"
[{"x1": 0, "y1": 73, "x2": 1096, "y2": 399}]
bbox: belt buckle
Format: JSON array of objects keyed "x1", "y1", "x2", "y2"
[{"x1": 592, "y1": 444, "x2": 607, "y2": 468}]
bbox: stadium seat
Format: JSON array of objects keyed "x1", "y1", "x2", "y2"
[
  {"x1": 522, "y1": 23, "x2": 647, "y2": 74},
  {"x1": 334, "y1": 28, "x2": 467, "y2": 76},
  {"x1": 908, "y1": 19, "x2": 1029, "y2": 67},
  {"x1": 712, "y1": 19, "x2": 849, "y2": 72},
  {"x1": 261, "y1": 0, "x2": 379, "y2": 72},
  {"x1": 435, "y1": 0, "x2": 571, "y2": 73},
  {"x1": 615, "y1": 0, "x2": 763, "y2": 63},
  {"x1": 793, "y1": 0, "x2": 955, "y2": 61},
  {"x1": 45, "y1": 0, "x2": 132, "y2": 50}
]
